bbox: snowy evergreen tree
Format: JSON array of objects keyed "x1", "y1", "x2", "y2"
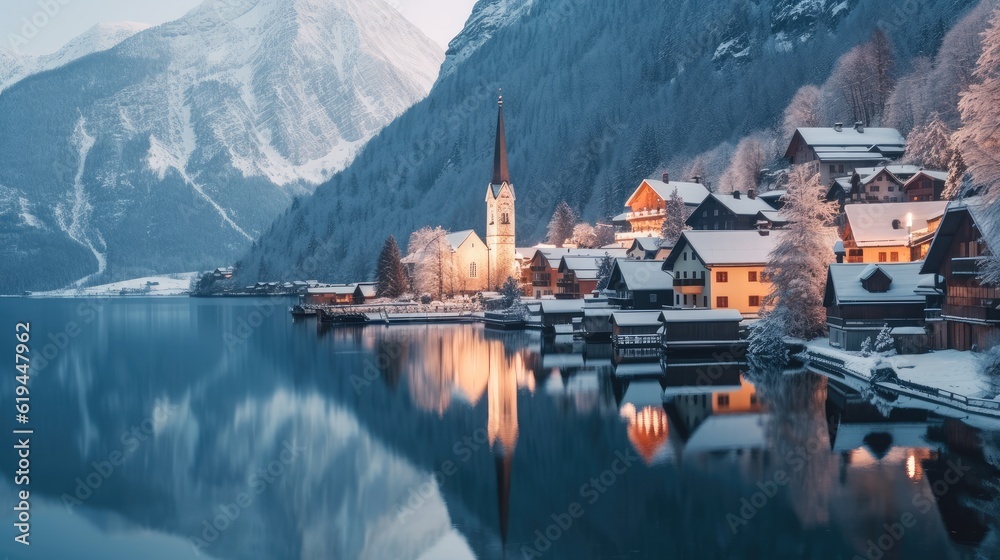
[
  {"x1": 719, "y1": 136, "x2": 768, "y2": 194},
  {"x1": 761, "y1": 164, "x2": 838, "y2": 340},
  {"x1": 660, "y1": 187, "x2": 687, "y2": 247},
  {"x1": 547, "y1": 201, "x2": 578, "y2": 247},
  {"x1": 955, "y1": 8, "x2": 1000, "y2": 284},
  {"x1": 874, "y1": 324, "x2": 895, "y2": 354},
  {"x1": 781, "y1": 85, "x2": 822, "y2": 140},
  {"x1": 943, "y1": 148, "x2": 969, "y2": 200},
  {"x1": 571, "y1": 223, "x2": 598, "y2": 248},
  {"x1": 596, "y1": 253, "x2": 616, "y2": 291},
  {"x1": 499, "y1": 276, "x2": 527, "y2": 318},
  {"x1": 903, "y1": 114, "x2": 954, "y2": 169},
  {"x1": 747, "y1": 307, "x2": 790, "y2": 369},
  {"x1": 860, "y1": 337, "x2": 873, "y2": 357},
  {"x1": 375, "y1": 235, "x2": 408, "y2": 299}
]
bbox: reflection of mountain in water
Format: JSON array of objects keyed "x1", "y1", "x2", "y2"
[{"x1": 2, "y1": 299, "x2": 999, "y2": 559}]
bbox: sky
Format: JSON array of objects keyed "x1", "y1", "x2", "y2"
[{"x1": 1, "y1": 0, "x2": 475, "y2": 55}]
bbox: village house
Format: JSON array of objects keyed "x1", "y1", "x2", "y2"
[
  {"x1": 784, "y1": 124, "x2": 906, "y2": 185},
  {"x1": 627, "y1": 237, "x2": 671, "y2": 260},
  {"x1": 840, "y1": 201, "x2": 948, "y2": 263},
  {"x1": 757, "y1": 190, "x2": 786, "y2": 210},
  {"x1": 919, "y1": 200, "x2": 1000, "y2": 351},
  {"x1": 662, "y1": 230, "x2": 783, "y2": 318},
  {"x1": 755, "y1": 210, "x2": 790, "y2": 230},
  {"x1": 827, "y1": 165, "x2": 927, "y2": 204},
  {"x1": 353, "y1": 282, "x2": 378, "y2": 304},
  {"x1": 823, "y1": 262, "x2": 931, "y2": 352},
  {"x1": 555, "y1": 256, "x2": 603, "y2": 299},
  {"x1": 686, "y1": 190, "x2": 778, "y2": 231},
  {"x1": 524, "y1": 247, "x2": 627, "y2": 298},
  {"x1": 607, "y1": 259, "x2": 674, "y2": 310},
  {"x1": 614, "y1": 174, "x2": 710, "y2": 242},
  {"x1": 902, "y1": 170, "x2": 949, "y2": 202}
]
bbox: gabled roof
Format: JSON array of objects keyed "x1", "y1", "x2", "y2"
[
  {"x1": 756, "y1": 210, "x2": 789, "y2": 225},
  {"x1": 558, "y1": 255, "x2": 602, "y2": 274},
  {"x1": 785, "y1": 127, "x2": 905, "y2": 159},
  {"x1": 920, "y1": 198, "x2": 998, "y2": 274},
  {"x1": 536, "y1": 247, "x2": 628, "y2": 268},
  {"x1": 664, "y1": 230, "x2": 785, "y2": 269},
  {"x1": 308, "y1": 285, "x2": 356, "y2": 295},
  {"x1": 355, "y1": 284, "x2": 377, "y2": 298},
  {"x1": 824, "y1": 262, "x2": 928, "y2": 305},
  {"x1": 700, "y1": 193, "x2": 775, "y2": 217},
  {"x1": 853, "y1": 165, "x2": 923, "y2": 186},
  {"x1": 630, "y1": 237, "x2": 664, "y2": 253},
  {"x1": 902, "y1": 169, "x2": 948, "y2": 189},
  {"x1": 609, "y1": 311, "x2": 664, "y2": 327},
  {"x1": 446, "y1": 229, "x2": 480, "y2": 251},
  {"x1": 625, "y1": 179, "x2": 710, "y2": 209},
  {"x1": 843, "y1": 201, "x2": 948, "y2": 247},
  {"x1": 608, "y1": 259, "x2": 673, "y2": 291}
]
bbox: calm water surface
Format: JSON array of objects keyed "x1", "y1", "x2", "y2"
[{"x1": 1, "y1": 297, "x2": 999, "y2": 559}]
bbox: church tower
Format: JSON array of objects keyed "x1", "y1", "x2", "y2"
[{"x1": 485, "y1": 92, "x2": 516, "y2": 289}]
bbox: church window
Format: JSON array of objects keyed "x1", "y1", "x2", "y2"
[
  {"x1": 470, "y1": 262, "x2": 477, "y2": 278},
  {"x1": 501, "y1": 213, "x2": 510, "y2": 225}
]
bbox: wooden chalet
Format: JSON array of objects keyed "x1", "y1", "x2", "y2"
[
  {"x1": 919, "y1": 200, "x2": 1000, "y2": 351},
  {"x1": 686, "y1": 191, "x2": 777, "y2": 231},
  {"x1": 823, "y1": 263, "x2": 930, "y2": 351},
  {"x1": 607, "y1": 259, "x2": 674, "y2": 310}
]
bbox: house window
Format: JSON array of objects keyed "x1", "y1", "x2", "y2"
[
  {"x1": 749, "y1": 295, "x2": 761, "y2": 307},
  {"x1": 683, "y1": 252, "x2": 687, "y2": 261},
  {"x1": 879, "y1": 252, "x2": 887, "y2": 263},
  {"x1": 470, "y1": 262, "x2": 477, "y2": 278},
  {"x1": 716, "y1": 271, "x2": 728, "y2": 283},
  {"x1": 871, "y1": 185, "x2": 880, "y2": 192},
  {"x1": 890, "y1": 252, "x2": 899, "y2": 262},
  {"x1": 888, "y1": 186, "x2": 895, "y2": 192},
  {"x1": 703, "y1": 296, "x2": 708, "y2": 307},
  {"x1": 714, "y1": 209, "x2": 719, "y2": 216},
  {"x1": 829, "y1": 164, "x2": 836, "y2": 174},
  {"x1": 682, "y1": 271, "x2": 687, "y2": 279},
  {"x1": 650, "y1": 294, "x2": 657, "y2": 303},
  {"x1": 700, "y1": 270, "x2": 705, "y2": 279},
  {"x1": 717, "y1": 394, "x2": 730, "y2": 408},
  {"x1": 675, "y1": 294, "x2": 680, "y2": 305},
  {"x1": 717, "y1": 296, "x2": 729, "y2": 308},
  {"x1": 748, "y1": 271, "x2": 758, "y2": 282}
]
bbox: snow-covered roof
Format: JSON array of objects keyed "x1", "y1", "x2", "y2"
[
  {"x1": 626, "y1": 179, "x2": 710, "y2": 208},
  {"x1": 539, "y1": 299, "x2": 587, "y2": 314},
  {"x1": 903, "y1": 169, "x2": 948, "y2": 187},
  {"x1": 815, "y1": 151, "x2": 886, "y2": 162},
  {"x1": 791, "y1": 127, "x2": 904, "y2": 150},
  {"x1": 758, "y1": 189, "x2": 785, "y2": 200},
  {"x1": 558, "y1": 255, "x2": 602, "y2": 273},
  {"x1": 685, "y1": 414, "x2": 770, "y2": 453},
  {"x1": 446, "y1": 230, "x2": 479, "y2": 251},
  {"x1": 631, "y1": 237, "x2": 664, "y2": 252},
  {"x1": 355, "y1": 284, "x2": 377, "y2": 298},
  {"x1": 708, "y1": 193, "x2": 775, "y2": 216},
  {"x1": 890, "y1": 327, "x2": 927, "y2": 336},
  {"x1": 914, "y1": 274, "x2": 943, "y2": 295},
  {"x1": 538, "y1": 247, "x2": 627, "y2": 267},
  {"x1": 756, "y1": 210, "x2": 789, "y2": 224},
  {"x1": 610, "y1": 259, "x2": 673, "y2": 291},
  {"x1": 844, "y1": 201, "x2": 948, "y2": 247},
  {"x1": 667, "y1": 230, "x2": 785, "y2": 267},
  {"x1": 610, "y1": 311, "x2": 664, "y2": 327},
  {"x1": 921, "y1": 197, "x2": 999, "y2": 274},
  {"x1": 658, "y1": 309, "x2": 745, "y2": 323},
  {"x1": 826, "y1": 263, "x2": 929, "y2": 304}
]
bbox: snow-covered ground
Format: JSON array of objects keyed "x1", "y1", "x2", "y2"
[
  {"x1": 33, "y1": 273, "x2": 199, "y2": 297},
  {"x1": 806, "y1": 338, "x2": 990, "y2": 399}
]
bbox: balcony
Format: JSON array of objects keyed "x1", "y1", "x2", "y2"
[
  {"x1": 609, "y1": 290, "x2": 634, "y2": 306},
  {"x1": 942, "y1": 303, "x2": 1000, "y2": 323},
  {"x1": 557, "y1": 278, "x2": 577, "y2": 288},
  {"x1": 532, "y1": 274, "x2": 551, "y2": 287},
  {"x1": 530, "y1": 265, "x2": 549, "y2": 272},
  {"x1": 673, "y1": 278, "x2": 706, "y2": 287},
  {"x1": 951, "y1": 257, "x2": 984, "y2": 276}
]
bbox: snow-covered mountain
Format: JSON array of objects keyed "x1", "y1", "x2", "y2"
[
  {"x1": 0, "y1": 0, "x2": 444, "y2": 293},
  {"x1": 0, "y1": 22, "x2": 151, "y2": 92},
  {"x1": 239, "y1": 0, "x2": 980, "y2": 285}
]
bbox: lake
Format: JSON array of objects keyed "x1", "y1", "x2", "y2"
[{"x1": 0, "y1": 297, "x2": 998, "y2": 559}]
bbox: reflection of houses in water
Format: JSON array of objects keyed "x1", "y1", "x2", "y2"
[{"x1": 661, "y1": 365, "x2": 766, "y2": 460}]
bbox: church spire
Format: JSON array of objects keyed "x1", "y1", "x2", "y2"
[{"x1": 492, "y1": 90, "x2": 510, "y2": 185}]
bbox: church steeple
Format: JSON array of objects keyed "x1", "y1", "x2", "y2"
[{"x1": 492, "y1": 91, "x2": 510, "y2": 186}]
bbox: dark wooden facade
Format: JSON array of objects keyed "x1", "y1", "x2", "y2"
[
  {"x1": 686, "y1": 193, "x2": 765, "y2": 231},
  {"x1": 920, "y1": 205, "x2": 1000, "y2": 351}
]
